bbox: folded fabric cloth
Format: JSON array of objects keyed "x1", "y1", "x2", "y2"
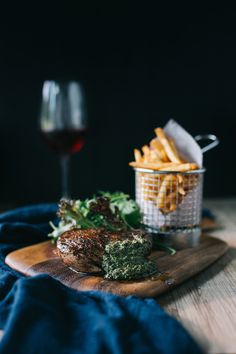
[
  {"x1": 0, "y1": 204, "x2": 204, "y2": 354},
  {"x1": 202, "y1": 208, "x2": 216, "y2": 220}
]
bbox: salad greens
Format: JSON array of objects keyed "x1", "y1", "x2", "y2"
[
  {"x1": 49, "y1": 191, "x2": 176, "y2": 256},
  {"x1": 49, "y1": 191, "x2": 142, "y2": 241}
]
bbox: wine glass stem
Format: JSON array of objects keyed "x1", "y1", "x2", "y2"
[{"x1": 60, "y1": 155, "x2": 70, "y2": 199}]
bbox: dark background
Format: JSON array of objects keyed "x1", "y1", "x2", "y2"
[{"x1": 1, "y1": 5, "x2": 236, "y2": 204}]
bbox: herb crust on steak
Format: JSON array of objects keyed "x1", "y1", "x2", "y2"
[{"x1": 57, "y1": 228, "x2": 152, "y2": 275}]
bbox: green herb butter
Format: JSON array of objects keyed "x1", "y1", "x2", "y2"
[{"x1": 102, "y1": 236, "x2": 157, "y2": 280}]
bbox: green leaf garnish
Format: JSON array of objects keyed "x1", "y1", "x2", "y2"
[{"x1": 49, "y1": 192, "x2": 142, "y2": 241}]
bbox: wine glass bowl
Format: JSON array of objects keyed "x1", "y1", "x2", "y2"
[
  {"x1": 41, "y1": 128, "x2": 87, "y2": 155},
  {"x1": 40, "y1": 80, "x2": 88, "y2": 198}
]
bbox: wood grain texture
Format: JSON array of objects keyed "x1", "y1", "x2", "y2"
[
  {"x1": 5, "y1": 235, "x2": 227, "y2": 298},
  {"x1": 202, "y1": 217, "x2": 219, "y2": 231},
  {"x1": 158, "y1": 199, "x2": 236, "y2": 354},
  {"x1": 1, "y1": 201, "x2": 232, "y2": 352}
]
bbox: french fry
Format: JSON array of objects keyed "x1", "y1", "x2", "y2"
[
  {"x1": 169, "y1": 203, "x2": 177, "y2": 212},
  {"x1": 182, "y1": 174, "x2": 199, "y2": 191},
  {"x1": 141, "y1": 145, "x2": 150, "y2": 155},
  {"x1": 157, "y1": 175, "x2": 175, "y2": 209},
  {"x1": 158, "y1": 163, "x2": 198, "y2": 172},
  {"x1": 129, "y1": 161, "x2": 179, "y2": 170},
  {"x1": 143, "y1": 190, "x2": 159, "y2": 197},
  {"x1": 150, "y1": 138, "x2": 169, "y2": 162},
  {"x1": 165, "y1": 191, "x2": 177, "y2": 204},
  {"x1": 168, "y1": 138, "x2": 183, "y2": 162},
  {"x1": 141, "y1": 145, "x2": 151, "y2": 163},
  {"x1": 161, "y1": 190, "x2": 184, "y2": 214},
  {"x1": 177, "y1": 174, "x2": 183, "y2": 184},
  {"x1": 178, "y1": 186, "x2": 186, "y2": 195},
  {"x1": 155, "y1": 128, "x2": 182, "y2": 163},
  {"x1": 130, "y1": 125, "x2": 200, "y2": 215},
  {"x1": 150, "y1": 149, "x2": 162, "y2": 163},
  {"x1": 134, "y1": 149, "x2": 142, "y2": 162}
]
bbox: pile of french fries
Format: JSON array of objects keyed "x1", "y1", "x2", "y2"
[{"x1": 129, "y1": 127, "x2": 199, "y2": 214}]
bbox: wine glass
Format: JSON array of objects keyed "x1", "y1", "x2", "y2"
[{"x1": 40, "y1": 80, "x2": 88, "y2": 198}]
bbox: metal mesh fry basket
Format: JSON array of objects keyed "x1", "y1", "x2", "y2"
[{"x1": 135, "y1": 168, "x2": 205, "y2": 248}]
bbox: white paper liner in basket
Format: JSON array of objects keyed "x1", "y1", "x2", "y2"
[{"x1": 164, "y1": 119, "x2": 203, "y2": 168}]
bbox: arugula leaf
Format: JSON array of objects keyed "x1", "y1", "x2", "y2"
[
  {"x1": 99, "y1": 191, "x2": 142, "y2": 229},
  {"x1": 48, "y1": 191, "x2": 176, "y2": 258},
  {"x1": 49, "y1": 192, "x2": 142, "y2": 241},
  {"x1": 152, "y1": 238, "x2": 176, "y2": 255}
]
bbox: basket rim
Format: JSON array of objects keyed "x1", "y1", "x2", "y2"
[{"x1": 133, "y1": 167, "x2": 206, "y2": 175}]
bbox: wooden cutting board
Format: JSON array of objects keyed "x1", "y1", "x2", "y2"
[
  {"x1": 202, "y1": 216, "x2": 219, "y2": 231},
  {"x1": 5, "y1": 235, "x2": 228, "y2": 298}
]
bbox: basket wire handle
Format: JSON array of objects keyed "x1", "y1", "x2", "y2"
[{"x1": 194, "y1": 134, "x2": 219, "y2": 154}]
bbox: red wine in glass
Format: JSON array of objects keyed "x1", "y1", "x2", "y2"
[
  {"x1": 41, "y1": 128, "x2": 88, "y2": 155},
  {"x1": 40, "y1": 81, "x2": 88, "y2": 198}
]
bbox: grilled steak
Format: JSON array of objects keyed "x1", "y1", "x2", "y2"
[{"x1": 57, "y1": 228, "x2": 150, "y2": 273}]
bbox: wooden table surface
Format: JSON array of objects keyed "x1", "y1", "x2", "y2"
[
  {"x1": 158, "y1": 199, "x2": 236, "y2": 354},
  {"x1": 0, "y1": 199, "x2": 235, "y2": 353}
]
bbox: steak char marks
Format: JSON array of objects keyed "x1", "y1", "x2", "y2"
[{"x1": 57, "y1": 228, "x2": 149, "y2": 273}]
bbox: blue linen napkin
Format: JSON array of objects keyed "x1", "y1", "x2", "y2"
[
  {"x1": 202, "y1": 208, "x2": 216, "y2": 220},
  {"x1": 0, "y1": 204, "x2": 204, "y2": 354}
]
